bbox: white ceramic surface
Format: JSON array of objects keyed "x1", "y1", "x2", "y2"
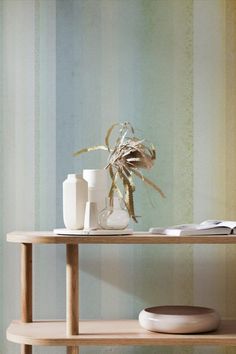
[
  {"x1": 139, "y1": 305, "x2": 221, "y2": 334},
  {"x1": 53, "y1": 228, "x2": 133, "y2": 235},
  {"x1": 63, "y1": 174, "x2": 88, "y2": 230},
  {"x1": 83, "y1": 169, "x2": 108, "y2": 213},
  {"x1": 83, "y1": 169, "x2": 108, "y2": 188},
  {"x1": 84, "y1": 202, "x2": 98, "y2": 230}
]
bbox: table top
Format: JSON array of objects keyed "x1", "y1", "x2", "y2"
[
  {"x1": 7, "y1": 231, "x2": 236, "y2": 244},
  {"x1": 7, "y1": 319, "x2": 236, "y2": 346}
]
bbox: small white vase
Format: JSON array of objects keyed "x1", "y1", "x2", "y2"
[
  {"x1": 83, "y1": 169, "x2": 108, "y2": 214},
  {"x1": 84, "y1": 202, "x2": 98, "y2": 230},
  {"x1": 63, "y1": 174, "x2": 88, "y2": 230}
]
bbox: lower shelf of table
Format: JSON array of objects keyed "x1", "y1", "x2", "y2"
[{"x1": 7, "y1": 319, "x2": 236, "y2": 346}]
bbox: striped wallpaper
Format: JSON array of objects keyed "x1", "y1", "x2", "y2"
[{"x1": 0, "y1": 0, "x2": 236, "y2": 353}]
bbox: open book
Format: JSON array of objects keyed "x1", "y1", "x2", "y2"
[{"x1": 149, "y1": 220, "x2": 236, "y2": 236}]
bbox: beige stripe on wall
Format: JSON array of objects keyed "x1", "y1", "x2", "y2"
[
  {"x1": 225, "y1": 0, "x2": 236, "y2": 219},
  {"x1": 225, "y1": 0, "x2": 236, "y2": 339}
]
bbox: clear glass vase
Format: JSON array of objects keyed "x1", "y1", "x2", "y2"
[{"x1": 98, "y1": 197, "x2": 130, "y2": 230}]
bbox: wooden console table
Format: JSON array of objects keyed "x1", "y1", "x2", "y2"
[{"x1": 6, "y1": 231, "x2": 236, "y2": 353}]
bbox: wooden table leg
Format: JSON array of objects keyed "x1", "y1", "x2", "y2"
[
  {"x1": 21, "y1": 345, "x2": 32, "y2": 354},
  {"x1": 66, "y1": 244, "x2": 79, "y2": 354},
  {"x1": 67, "y1": 347, "x2": 79, "y2": 354},
  {"x1": 21, "y1": 243, "x2": 32, "y2": 354}
]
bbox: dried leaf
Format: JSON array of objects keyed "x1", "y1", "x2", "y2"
[
  {"x1": 105, "y1": 123, "x2": 119, "y2": 151},
  {"x1": 73, "y1": 145, "x2": 108, "y2": 157}
]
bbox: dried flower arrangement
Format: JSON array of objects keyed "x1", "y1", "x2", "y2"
[{"x1": 74, "y1": 122, "x2": 165, "y2": 222}]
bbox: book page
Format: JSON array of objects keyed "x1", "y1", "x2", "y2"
[
  {"x1": 150, "y1": 220, "x2": 236, "y2": 235},
  {"x1": 201, "y1": 220, "x2": 236, "y2": 229}
]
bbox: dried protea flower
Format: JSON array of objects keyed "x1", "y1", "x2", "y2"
[
  {"x1": 74, "y1": 122, "x2": 164, "y2": 222},
  {"x1": 108, "y1": 138, "x2": 155, "y2": 170}
]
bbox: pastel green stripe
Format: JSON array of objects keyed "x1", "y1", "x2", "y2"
[
  {"x1": 132, "y1": 1, "x2": 193, "y2": 353},
  {"x1": 132, "y1": 9, "x2": 176, "y2": 352},
  {"x1": 172, "y1": 0, "x2": 193, "y2": 225},
  {"x1": 172, "y1": 6, "x2": 193, "y2": 353},
  {"x1": 193, "y1": 2, "x2": 227, "y2": 354}
]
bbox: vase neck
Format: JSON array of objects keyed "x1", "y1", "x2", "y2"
[{"x1": 106, "y1": 197, "x2": 122, "y2": 209}]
